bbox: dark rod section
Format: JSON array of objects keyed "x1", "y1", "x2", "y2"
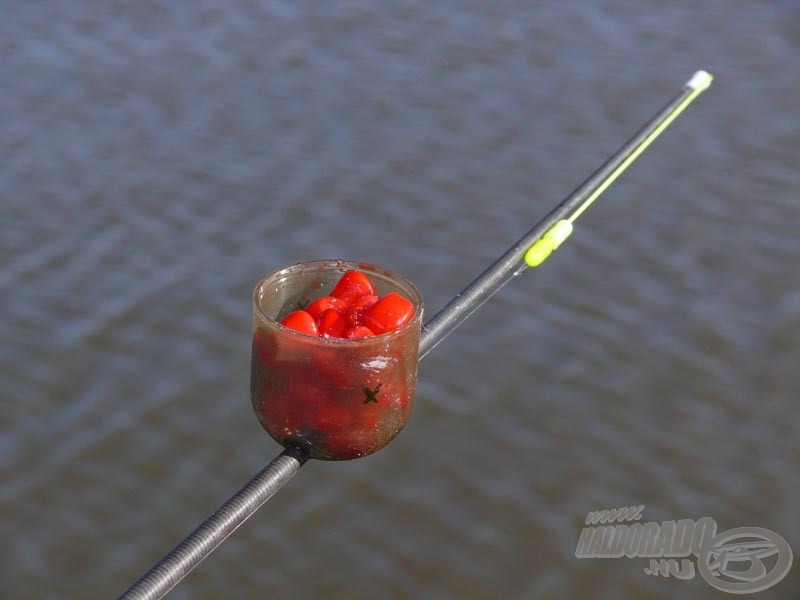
[{"x1": 118, "y1": 72, "x2": 710, "y2": 600}]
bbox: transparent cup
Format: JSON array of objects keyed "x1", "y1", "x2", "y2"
[{"x1": 251, "y1": 260, "x2": 423, "y2": 460}]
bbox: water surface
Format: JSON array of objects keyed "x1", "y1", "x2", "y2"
[{"x1": 2, "y1": 2, "x2": 799, "y2": 598}]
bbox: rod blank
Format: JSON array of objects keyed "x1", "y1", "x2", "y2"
[
  {"x1": 118, "y1": 71, "x2": 711, "y2": 600},
  {"x1": 118, "y1": 447, "x2": 308, "y2": 600},
  {"x1": 419, "y1": 72, "x2": 710, "y2": 359}
]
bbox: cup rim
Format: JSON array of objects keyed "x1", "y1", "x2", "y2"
[{"x1": 253, "y1": 258, "x2": 423, "y2": 344}]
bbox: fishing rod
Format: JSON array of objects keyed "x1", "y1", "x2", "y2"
[
  {"x1": 419, "y1": 69, "x2": 713, "y2": 358},
  {"x1": 118, "y1": 70, "x2": 713, "y2": 600}
]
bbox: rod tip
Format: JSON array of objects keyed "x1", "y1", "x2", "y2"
[{"x1": 686, "y1": 70, "x2": 714, "y2": 91}]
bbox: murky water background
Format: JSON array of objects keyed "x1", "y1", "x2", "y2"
[{"x1": 2, "y1": 2, "x2": 799, "y2": 598}]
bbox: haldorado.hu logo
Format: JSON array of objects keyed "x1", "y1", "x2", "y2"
[{"x1": 575, "y1": 506, "x2": 793, "y2": 594}]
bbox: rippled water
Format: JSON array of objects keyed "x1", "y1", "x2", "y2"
[{"x1": 2, "y1": 2, "x2": 799, "y2": 599}]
